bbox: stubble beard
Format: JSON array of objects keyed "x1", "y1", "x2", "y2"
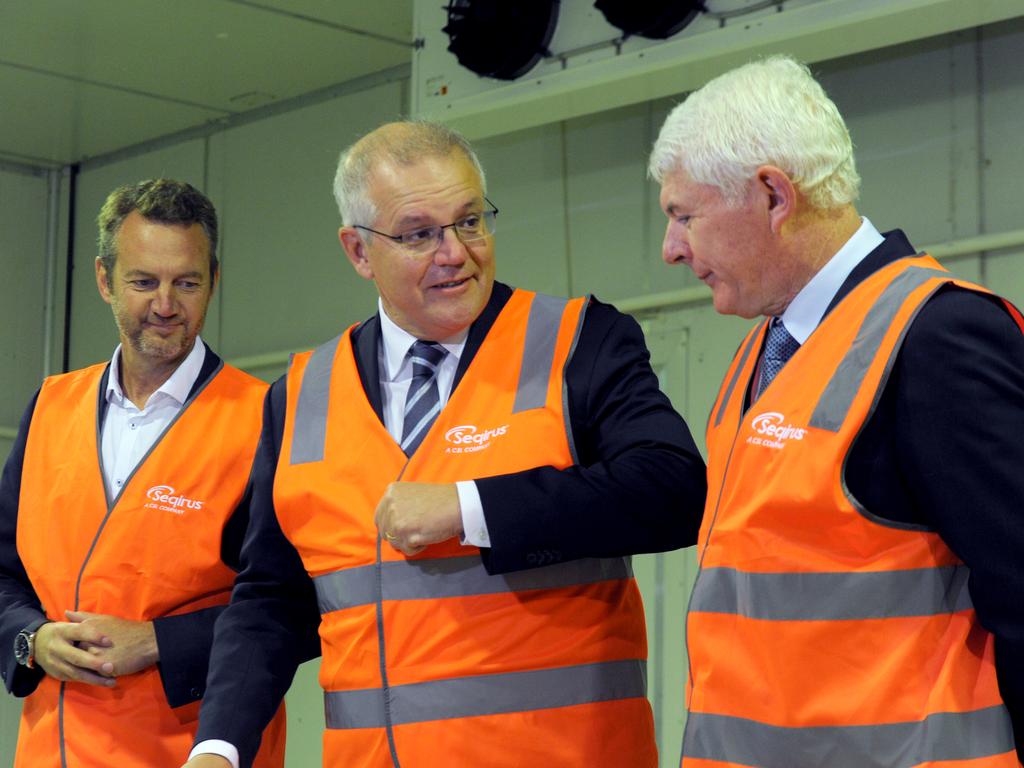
[{"x1": 113, "y1": 301, "x2": 195, "y2": 365}]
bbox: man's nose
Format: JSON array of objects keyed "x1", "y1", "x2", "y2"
[
  {"x1": 151, "y1": 285, "x2": 177, "y2": 315},
  {"x1": 433, "y1": 226, "x2": 469, "y2": 265},
  {"x1": 662, "y1": 226, "x2": 688, "y2": 266}
]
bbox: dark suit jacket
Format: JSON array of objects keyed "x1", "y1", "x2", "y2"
[
  {"x1": 751, "y1": 231, "x2": 1024, "y2": 758},
  {"x1": 0, "y1": 345, "x2": 253, "y2": 708},
  {"x1": 194, "y1": 282, "x2": 707, "y2": 766}
]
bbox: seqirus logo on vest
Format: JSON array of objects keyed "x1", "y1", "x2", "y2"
[
  {"x1": 144, "y1": 485, "x2": 205, "y2": 514},
  {"x1": 746, "y1": 412, "x2": 808, "y2": 450},
  {"x1": 444, "y1": 423, "x2": 510, "y2": 454}
]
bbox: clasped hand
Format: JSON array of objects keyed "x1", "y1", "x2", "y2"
[{"x1": 34, "y1": 610, "x2": 158, "y2": 687}]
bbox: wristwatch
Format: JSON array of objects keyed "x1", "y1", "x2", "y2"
[{"x1": 14, "y1": 622, "x2": 47, "y2": 669}]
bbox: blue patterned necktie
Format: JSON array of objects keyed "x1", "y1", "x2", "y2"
[
  {"x1": 756, "y1": 318, "x2": 800, "y2": 399},
  {"x1": 401, "y1": 341, "x2": 447, "y2": 456}
]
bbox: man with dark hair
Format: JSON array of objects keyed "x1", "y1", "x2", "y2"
[
  {"x1": 0, "y1": 179, "x2": 287, "y2": 767},
  {"x1": 184, "y1": 121, "x2": 707, "y2": 768}
]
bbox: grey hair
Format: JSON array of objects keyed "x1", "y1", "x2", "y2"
[
  {"x1": 97, "y1": 179, "x2": 218, "y2": 286},
  {"x1": 649, "y1": 55, "x2": 860, "y2": 209},
  {"x1": 332, "y1": 120, "x2": 487, "y2": 227}
]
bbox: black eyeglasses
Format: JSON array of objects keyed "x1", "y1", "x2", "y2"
[{"x1": 354, "y1": 198, "x2": 499, "y2": 255}]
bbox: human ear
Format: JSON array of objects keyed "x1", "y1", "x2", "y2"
[
  {"x1": 95, "y1": 258, "x2": 114, "y2": 305},
  {"x1": 756, "y1": 165, "x2": 796, "y2": 233},
  {"x1": 339, "y1": 227, "x2": 374, "y2": 280}
]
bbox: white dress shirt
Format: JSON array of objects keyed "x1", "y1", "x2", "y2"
[
  {"x1": 778, "y1": 217, "x2": 885, "y2": 342},
  {"x1": 100, "y1": 337, "x2": 206, "y2": 500},
  {"x1": 376, "y1": 300, "x2": 490, "y2": 547}
]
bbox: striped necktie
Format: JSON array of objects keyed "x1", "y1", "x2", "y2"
[
  {"x1": 401, "y1": 340, "x2": 447, "y2": 456},
  {"x1": 756, "y1": 318, "x2": 800, "y2": 399}
]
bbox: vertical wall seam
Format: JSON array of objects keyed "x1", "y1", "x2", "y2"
[
  {"x1": 61, "y1": 164, "x2": 79, "y2": 373},
  {"x1": 204, "y1": 135, "x2": 224, "y2": 350},
  {"x1": 975, "y1": 26, "x2": 988, "y2": 286},
  {"x1": 42, "y1": 168, "x2": 61, "y2": 379},
  {"x1": 560, "y1": 121, "x2": 573, "y2": 295},
  {"x1": 948, "y1": 38, "x2": 958, "y2": 241}
]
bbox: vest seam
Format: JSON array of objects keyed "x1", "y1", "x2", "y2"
[
  {"x1": 58, "y1": 681, "x2": 67, "y2": 768},
  {"x1": 374, "y1": 532, "x2": 402, "y2": 767}
]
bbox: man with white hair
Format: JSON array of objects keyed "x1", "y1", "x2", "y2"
[{"x1": 652, "y1": 55, "x2": 1024, "y2": 766}]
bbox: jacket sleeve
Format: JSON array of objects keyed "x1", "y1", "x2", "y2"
[
  {"x1": 0, "y1": 392, "x2": 49, "y2": 697},
  {"x1": 476, "y1": 298, "x2": 707, "y2": 574},
  {"x1": 193, "y1": 378, "x2": 322, "y2": 768},
  {"x1": 886, "y1": 288, "x2": 1024, "y2": 759}
]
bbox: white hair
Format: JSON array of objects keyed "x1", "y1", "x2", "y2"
[
  {"x1": 332, "y1": 120, "x2": 487, "y2": 227},
  {"x1": 649, "y1": 55, "x2": 860, "y2": 209}
]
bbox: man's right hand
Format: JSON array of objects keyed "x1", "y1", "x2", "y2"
[
  {"x1": 180, "y1": 757, "x2": 232, "y2": 768},
  {"x1": 33, "y1": 620, "x2": 115, "y2": 686}
]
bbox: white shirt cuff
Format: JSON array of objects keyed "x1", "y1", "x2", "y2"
[
  {"x1": 189, "y1": 740, "x2": 239, "y2": 768},
  {"x1": 456, "y1": 480, "x2": 490, "y2": 547}
]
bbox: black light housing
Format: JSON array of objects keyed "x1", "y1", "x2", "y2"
[
  {"x1": 594, "y1": 0, "x2": 703, "y2": 40},
  {"x1": 443, "y1": 0, "x2": 561, "y2": 80}
]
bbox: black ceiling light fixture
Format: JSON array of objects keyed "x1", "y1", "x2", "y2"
[
  {"x1": 443, "y1": 0, "x2": 561, "y2": 80},
  {"x1": 594, "y1": 0, "x2": 704, "y2": 40}
]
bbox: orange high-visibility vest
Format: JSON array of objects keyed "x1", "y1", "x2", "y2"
[
  {"x1": 684, "y1": 256, "x2": 1022, "y2": 767},
  {"x1": 275, "y1": 289, "x2": 656, "y2": 767},
  {"x1": 15, "y1": 360, "x2": 286, "y2": 768}
]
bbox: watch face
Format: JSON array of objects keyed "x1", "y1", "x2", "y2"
[{"x1": 14, "y1": 631, "x2": 31, "y2": 665}]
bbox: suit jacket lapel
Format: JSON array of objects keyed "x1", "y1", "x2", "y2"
[{"x1": 351, "y1": 314, "x2": 385, "y2": 424}]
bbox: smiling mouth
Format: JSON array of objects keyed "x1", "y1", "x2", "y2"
[{"x1": 433, "y1": 277, "x2": 470, "y2": 290}]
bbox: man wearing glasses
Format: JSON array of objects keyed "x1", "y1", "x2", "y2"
[{"x1": 184, "y1": 121, "x2": 706, "y2": 768}]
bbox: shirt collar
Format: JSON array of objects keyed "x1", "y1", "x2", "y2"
[
  {"x1": 377, "y1": 299, "x2": 467, "y2": 382},
  {"x1": 105, "y1": 336, "x2": 207, "y2": 408},
  {"x1": 780, "y1": 217, "x2": 884, "y2": 344}
]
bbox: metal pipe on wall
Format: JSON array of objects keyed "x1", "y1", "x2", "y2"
[
  {"x1": 4, "y1": 228, "x2": 1022, "y2": 440},
  {"x1": 618, "y1": 228, "x2": 1024, "y2": 316},
  {"x1": 225, "y1": 227, "x2": 1024, "y2": 372}
]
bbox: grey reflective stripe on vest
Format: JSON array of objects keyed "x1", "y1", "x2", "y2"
[
  {"x1": 315, "y1": 555, "x2": 631, "y2": 613},
  {"x1": 513, "y1": 292, "x2": 571, "y2": 413},
  {"x1": 683, "y1": 705, "x2": 1015, "y2": 768},
  {"x1": 809, "y1": 266, "x2": 949, "y2": 432},
  {"x1": 561, "y1": 295, "x2": 589, "y2": 466},
  {"x1": 290, "y1": 334, "x2": 343, "y2": 465},
  {"x1": 713, "y1": 322, "x2": 765, "y2": 427},
  {"x1": 325, "y1": 658, "x2": 646, "y2": 729},
  {"x1": 689, "y1": 565, "x2": 973, "y2": 621}
]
